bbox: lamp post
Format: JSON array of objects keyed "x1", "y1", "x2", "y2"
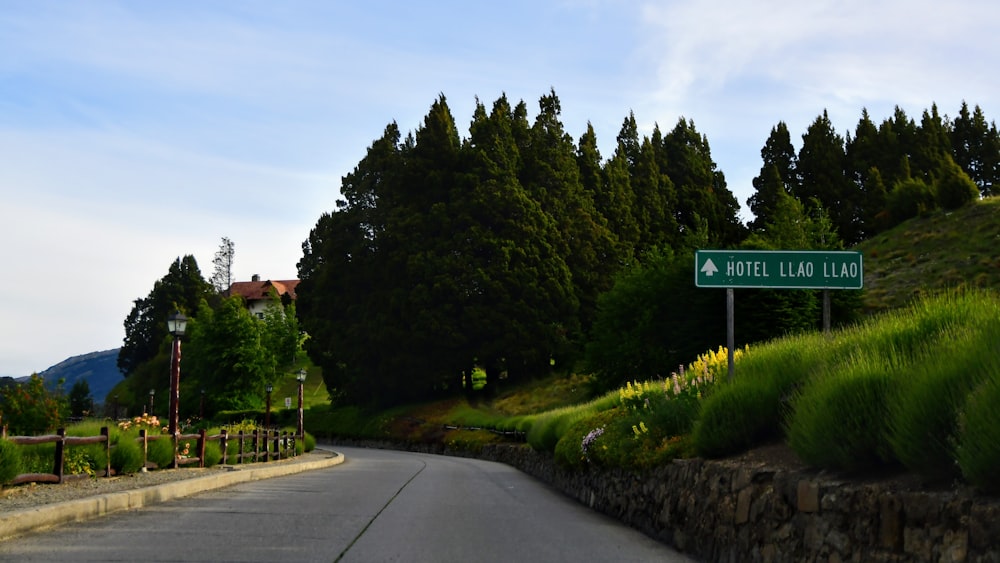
[
  {"x1": 264, "y1": 385, "x2": 273, "y2": 429},
  {"x1": 166, "y1": 311, "x2": 187, "y2": 436},
  {"x1": 296, "y1": 369, "x2": 307, "y2": 439},
  {"x1": 148, "y1": 389, "x2": 155, "y2": 415}
]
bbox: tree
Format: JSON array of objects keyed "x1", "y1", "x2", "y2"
[
  {"x1": 210, "y1": 237, "x2": 235, "y2": 295},
  {"x1": 584, "y1": 249, "x2": 723, "y2": 393},
  {"x1": 951, "y1": 102, "x2": 1000, "y2": 197},
  {"x1": 0, "y1": 375, "x2": 66, "y2": 434},
  {"x1": 934, "y1": 154, "x2": 980, "y2": 210},
  {"x1": 748, "y1": 122, "x2": 797, "y2": 231},
  {"x1": 660, "y1": 118, "x2": 744, "y2": 246},
  {"x1": 184, "y1": 297, "x2": 277, "y2": 413},
  {"x1": 68, "y1": 379, "x2": 93, "y2": 418},
  {"x1": 118, "y1": 256, "x2": 213, "y2": 377},
  {"x1": 796, "y1": 111, "x2": 862, "y2": 244}
]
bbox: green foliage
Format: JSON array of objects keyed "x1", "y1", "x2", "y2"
[
  {"x1": 934, "y1": 154, "x2": 980, "y2": 210},
  {"x1": 0, "y1": 439, "x2": 22, "y2": 484},
  {"x1": 0, "y1": 374, "x2": 66, "y2": 435},
  {"x1": 118, "y1": 255, "x2": 213, "y2": 377},
  {"x1": 203, "y1": 440, "x2": 223, "y2": 467},
  {"x1": 584, "y1": 248, "x2": 722, "y2": 393},
  {"x1": 67, "y1": 379, "x2": 93, "y2": 418},
  {"x1": 786, "y1": 357, "x2": 895, "y2": 471},
  {"x1": 887, "y1": 319, "x2": 1000, "y2": 480},
  {"x1": 111, "y1": 438, "x2": 144, "y2": 475},
  {"x1": 887, "y1": 177, "x2": 935, "y2": 225},
  {"x1": 146, "y1": 437, "x2": 175, "y2": 469},
  {"x1": 956, "y1": 376, "x2": 1000, "y2": 492}
]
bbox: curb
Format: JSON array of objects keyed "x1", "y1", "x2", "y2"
[{"x1": 0, "y1": 449, "x2": 345, "y2": 542}]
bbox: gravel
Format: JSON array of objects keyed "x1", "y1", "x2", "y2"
[{"x1": 0, "y1": 452, "x2": 328, "y2": 513}]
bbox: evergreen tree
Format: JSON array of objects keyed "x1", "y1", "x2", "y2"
[
  {"x1": 68, "y1": 379, "x2": 92, "y2": 418},
  {"x1": 796, "y1": 111, "x2": 862, "y2": 244},
  {"x1": 748, "y1": 122, "x2": 797, "y2": 231},
  {"x1": 661, "y1": 118, "x2": 744, "y2": 246},
  {"x1": 951, "y1": 102, "x2": 1000, "y2": 197},
  {"x1": 118, "y1": 256, "x2": 213, "y2": 377},
  {"x1": 934, "y1": 153, "x2": 980, "y2": 210},
  {"x1": 210, "y1": 237, "x2": 235, "y2": 295},
  {"x1": 598, "y1": 144, "x2": 640, "y2": 256}
]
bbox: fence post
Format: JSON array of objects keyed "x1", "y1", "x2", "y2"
[
  {"x1": 102, "y1": 427, "x2": 111, "y2": 477},
  {"x1": 272, "y1": 431, "x2": 280, "y2": 461},
  {"x1": 198, "y1": 429, "x2": 207, "y2": 468},
  {"x1": 254, "y1": 429, "x2": 262, "y2": 463},
  {"x1": 53, "y1": 428, "x2": 66, "y2": 483},
  {"x1": 140, "y1": 428, "x2": 148, "y2": 469},
  {"x1": 220, "y1": 429, "x2": 228, "y2": 465},
  {"x1": 238, "y1": 430, "x2": 246, "y2": 464}
]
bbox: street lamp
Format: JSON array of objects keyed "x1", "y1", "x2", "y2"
[
  {"x1": 264, "y1": 384, "x2": 273, "y2": 429},
  {"x1": 166, "y1": 311, "x2": 187, "y2": 437},
  {"x1": 148, "y1": 389, "x2": 155, "y2": 414},
  {"x1": 296, "y1": 369, "x2": 307, "y2": 439}
]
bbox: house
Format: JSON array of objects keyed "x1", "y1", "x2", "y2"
[{"x1": 228, "y1": 274, "x2": 299, "y2": 319}]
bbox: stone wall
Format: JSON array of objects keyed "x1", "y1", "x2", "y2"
[
  {"x1": 336, "y1": 440, "x2": 999, "y2": 562},
  {"x1": 472, "y1": 444, "x2": 1000, "y2": 562}
]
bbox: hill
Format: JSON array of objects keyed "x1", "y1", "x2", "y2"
[
  {"x1": 35, "y1": 349, "x2": 123, "y2": 405},
  {"x1": 858, "y1": 196, "x2": 1000, "y2": 313}
]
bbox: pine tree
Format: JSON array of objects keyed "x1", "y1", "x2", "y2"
[
  {"x1": 748, "y1": 122, "x2": 797, "y2": 231},
  {"x1": 796, "y1": 111, "x2": 862, "y2": 244}
]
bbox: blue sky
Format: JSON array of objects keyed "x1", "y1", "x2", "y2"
[{"x1": 2, "y1": 0, "x2": 998, "y2": 380}]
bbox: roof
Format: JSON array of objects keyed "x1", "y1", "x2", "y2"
[{"x1": 228, "y1": 279, "x2": 299, "y2": 302}]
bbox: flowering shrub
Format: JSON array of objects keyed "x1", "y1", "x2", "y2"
[
  {"x1": 117, "y1": 414, "x2": 166, "y2": 434},
  {"x1": 0, "y1": 374, "x2": 66, "y2": 435}
]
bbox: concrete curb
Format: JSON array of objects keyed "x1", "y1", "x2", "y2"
[{"x1": 0, "y1": 449, "x2": 345, "y2": 541}]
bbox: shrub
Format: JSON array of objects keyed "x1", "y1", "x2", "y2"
[
  {"x1": 0, "y1": 439, "x2": 22, "y2": 484},
  {"x1": 787, "y1": 358, "x2": 895, "y2": 471},
  {"x1": 203, "y1": 441, "x2": 223, "y2": 467},
  {"x1": 956, "y1": 376, "x2": 1000, "y2": 492},
  {"x1": 146, "y1": 437, "x2": 176, "y2": 469},
  {"x1": 111, "y1": 438, "x2": 144, "y2": 475},
  {"x1": 692, "y1": 381, "x2": 784, "y2": 458},
  {"x1": 303, "y1": 432, "x2": 316, "y2": 453},
  {"x1": 887, "y1": 325, "x2": 999, "y2": 480}
]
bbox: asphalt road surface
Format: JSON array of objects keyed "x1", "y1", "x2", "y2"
[{"x1": 0, "y1": 446, "x2": 694, "y2": 562}]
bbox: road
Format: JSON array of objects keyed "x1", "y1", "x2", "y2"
[{"x1": 0, "y1": 446, "x2": 694, "y2": 562}]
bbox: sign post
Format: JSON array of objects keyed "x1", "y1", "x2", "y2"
[{"x1": 695, "y1": 250, "x2": 864, "y2": 379}]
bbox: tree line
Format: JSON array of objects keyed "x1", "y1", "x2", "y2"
[
  {"x1": 297, "y1": 92, "x2": 993, "y2": 406},
  {"x1": 115, "y1": 240, "x2": 302, "y2": 420}
]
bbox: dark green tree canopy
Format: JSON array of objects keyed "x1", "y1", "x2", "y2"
[{"x1": 297, "y1": 91, "x2": 744, "y2": 406}]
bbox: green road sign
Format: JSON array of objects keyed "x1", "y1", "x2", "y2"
[{"x1": 695, "y1": 250, "x2": 864, "y2": 289}]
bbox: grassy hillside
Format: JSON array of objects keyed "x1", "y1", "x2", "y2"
[{"x1": 858, "y1": 196, "x2": 1000, "y2": 313}]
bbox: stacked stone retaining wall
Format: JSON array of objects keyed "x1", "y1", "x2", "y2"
[{"x1": 337, "y1": 440, "x2": 1000, "y2": 562}]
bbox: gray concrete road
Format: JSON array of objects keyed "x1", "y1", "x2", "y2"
[{"x1": 0, "y1": 446, "x2": 694, "y2": 562}]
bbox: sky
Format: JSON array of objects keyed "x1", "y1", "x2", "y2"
[{"x1": 2, "y1": 0, "x2": 998, "y2": 379}]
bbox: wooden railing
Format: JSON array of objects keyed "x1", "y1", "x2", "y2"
[{"x1": 2, "y1": 426, "x2": 300, "y2": 486}]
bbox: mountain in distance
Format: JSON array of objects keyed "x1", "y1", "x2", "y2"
[{"x1": 34, "y1": 349, "x2": 124, "y2": 405}]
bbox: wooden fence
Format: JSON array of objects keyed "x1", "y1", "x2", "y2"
[{"x1": 2, "y1": 426, "x2": 300, "y2": 486}]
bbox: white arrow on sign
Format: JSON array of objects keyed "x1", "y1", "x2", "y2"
[{"x1": 700, "y1": 258, "x2": 719, "y2": 277}]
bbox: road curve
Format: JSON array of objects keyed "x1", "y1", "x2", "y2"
[{"x1": 0, "y1": 446, "x2": 694, "y2": 562}]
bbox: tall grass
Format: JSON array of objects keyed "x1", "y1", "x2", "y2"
[
  {"x1": 694, "y1": 289, "x2": 1000, "y2": 469},
  {"x1": 786, "y1": 354, "x2": 898, "y2": 471},
  {"x1": 956, "y1": 375, "x2": 1000, "y2": 492}
]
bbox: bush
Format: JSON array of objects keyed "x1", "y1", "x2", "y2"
[
  {"x1": 787, "y1": 359, "x2": 895, "y2": 471},
  {"x1": 0, "y1": 439, "x2": 22, "y2": 484},
  {"x1": 956, "y1": 376, "x2": 1000, "y2": 492},
  {"x1": 692, "y1": 381, "x2": 784, "y2": 458},
  {"x1": 146, "y1": 437, "x2": 176, "y2": 469},
  {"x1": 111, "y1": 438, "x2": 144, "y2": 475},
  {"x1": 203, "y1": 441, "x2": 223, "y2": 467},
  {"x1": 887, "y1": 326, "x2": 998, "y2": 480},
  {"x1": 303, "y1": 432, "x2": 316, "y2": 453}
]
